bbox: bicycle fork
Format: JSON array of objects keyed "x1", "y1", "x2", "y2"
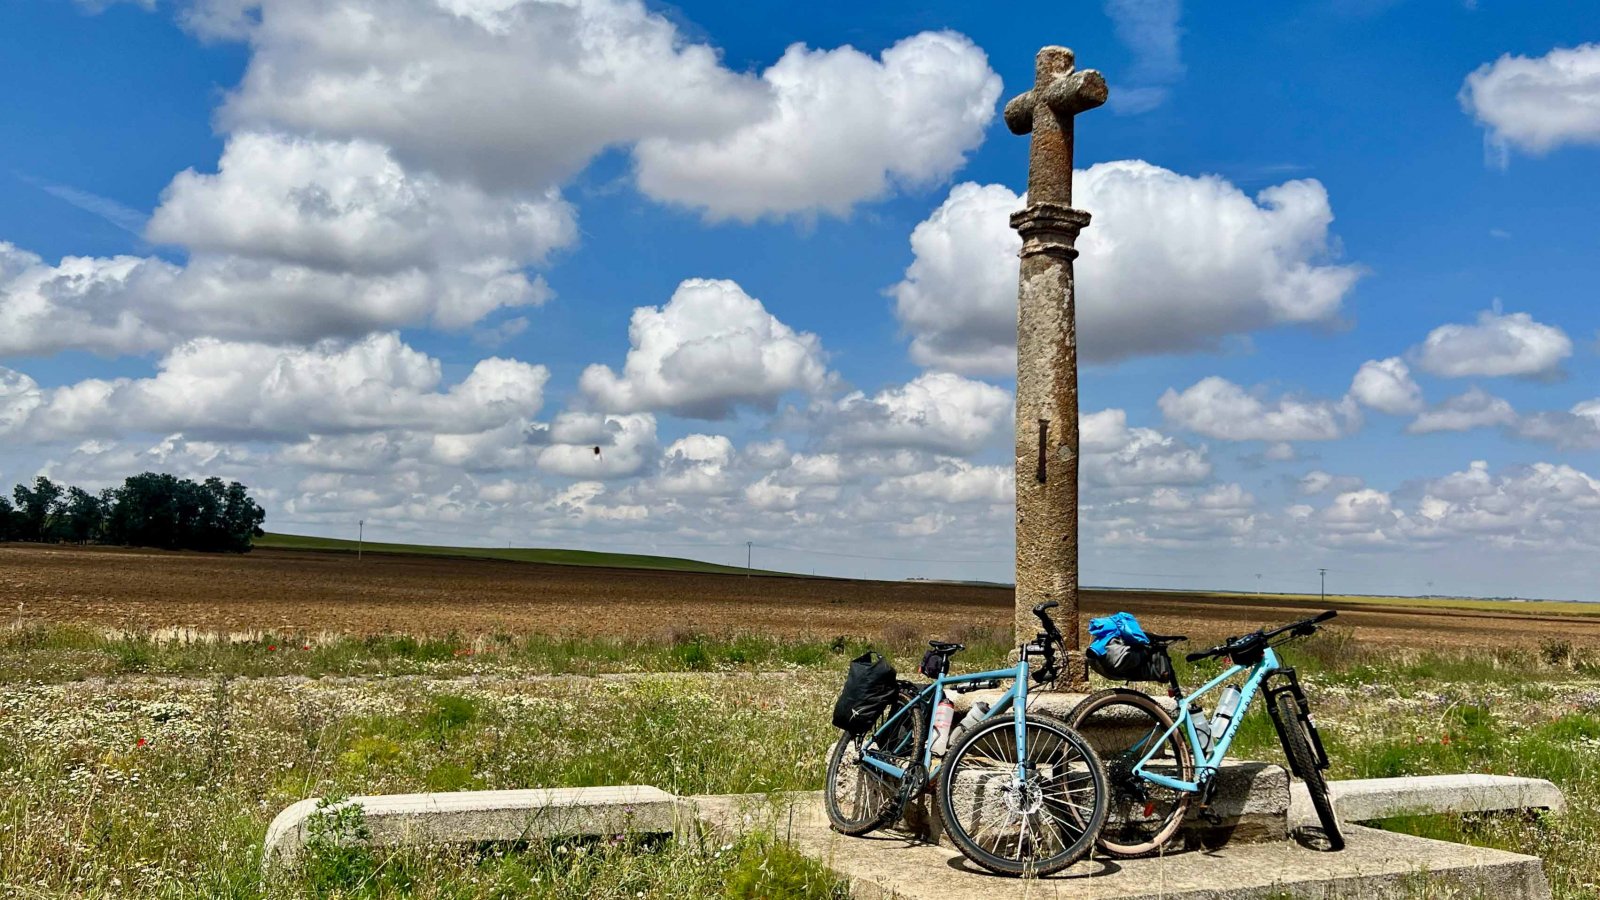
[{"x1": 1263, "y1": 668, "x2": 1330, "y2": 775}]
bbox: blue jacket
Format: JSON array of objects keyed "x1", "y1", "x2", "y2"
[{"x1": 1088, "y1": 612, "x2": 1150, "y2": 656}]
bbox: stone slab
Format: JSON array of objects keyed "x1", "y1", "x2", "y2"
[
  {"x1": 693, "y1": 791, "x2": 1551, "y2": 900},
  {"x1": 264, "y1": 785, "x2": 678, "y2": 868},
  {"x1": 1291, "y1": 774, "x2": 1565, "y2": 825},
  {"x1": 947, "y1": 688, "x2": 1091, "y2": 718}
]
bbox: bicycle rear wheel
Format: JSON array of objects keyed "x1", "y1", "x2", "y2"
[
  {"x1": 1068, "y1": 688, "x2": 1193, "y2": 857},
  {"x1": 1272, "y1": 692, "x2": 1345, "y2": 851},
  {"x1": 825, "y1": 690, "x2": 925, "y2": 835},
  {"x1": 937, "y1": 714, "x2": 1107, "y2": 877}
]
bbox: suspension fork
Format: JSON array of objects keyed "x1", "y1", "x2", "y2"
[{"x1": 1263, "y1": 667, "x2": 1330, "y2": 773}]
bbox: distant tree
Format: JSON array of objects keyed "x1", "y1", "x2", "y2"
[
  {"x1": 103, "y1": 472, "x2": 266, "y2": 552},
  {"x1": 61, "y1": 487, "x2": 107, "y2": 544},
  {"x1": 12, "y1": 476, "x2": 63, "y2": 542},
  {"x1": 220, "y1": 479, "x2": 267, "y2": 552},
  {"x1": 0, "y1": 495, "x2": 14, "y2": 541}
]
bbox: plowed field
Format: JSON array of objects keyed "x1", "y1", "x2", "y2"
[{"x1": 5, "y1": 543, "x2": 1598, "y2": 650}]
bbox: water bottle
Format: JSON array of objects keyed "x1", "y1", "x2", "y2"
[
  {"x1": 1191, "y1": 703, "x2": 1214, "y2": 756},
  {"x1": 930, "y1": 698, "x2": 956, "y2": 755},
  {"x1": 1210, "y1": 685, "x2": 1242, "y2": 740},
  {"x1": 948, "y1": 701, "x2": 989, "y2": 750}
]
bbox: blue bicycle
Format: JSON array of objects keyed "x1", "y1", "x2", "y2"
[
  {"x1": 823, "y1": 602, "x2": 1109, "y2": 876},
  {"x1": 1066, "y1": 611, "x2": 1344, "y2": 856}
]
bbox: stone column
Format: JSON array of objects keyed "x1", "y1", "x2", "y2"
[{"x1": 1005, "y1": 46, "x2": 1106, "y2": 690}]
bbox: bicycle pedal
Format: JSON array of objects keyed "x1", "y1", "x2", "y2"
[{"x1": 1198, "y1": 806, "x2": 1224, "y2": 826}]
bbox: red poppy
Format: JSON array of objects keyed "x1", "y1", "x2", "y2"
[
  {"x1": 267, "y1": 645, "x2": 277, "y2": 652},
  {"x1": 135, "y1": 738, "x2": 147, "y2": 748}
]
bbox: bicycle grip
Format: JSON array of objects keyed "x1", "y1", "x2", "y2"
[{"x1": 1314, "y1": 610, "x2": 1337, "y2": 623}]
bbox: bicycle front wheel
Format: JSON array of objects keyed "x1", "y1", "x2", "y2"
[
  {"x1": 1272, "y1": 691, "x2": 1345, "y2": 851},
  {"x1": 937, "y1": 714, "x2": 1107, "y2": 877},
  {"x1": 1068, "y1": 688, "x2": 1193, "y2": 857}
]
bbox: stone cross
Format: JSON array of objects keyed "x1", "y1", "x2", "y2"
[{"x1": 1005, "y1": 47, "x2": 1106, "y2": 689}]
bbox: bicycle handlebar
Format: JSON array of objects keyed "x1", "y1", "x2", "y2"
[
  {"x1": 1185, "y1": 610, "x2": 1337, "y2": 663},
  {"x1": 1029, "y1": 601, "x2": 1064, "y2": 683},
  {"x1": 1032, "y1": 601, "x2": 1063, "y2": 638}
]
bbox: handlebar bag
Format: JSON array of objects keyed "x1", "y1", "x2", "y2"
[{"x1": 833, "y1": 651, "x2": 898, "y2": 734}]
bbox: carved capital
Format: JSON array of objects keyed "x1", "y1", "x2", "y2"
[{"x1": 1009, "y1": 203, "x2": 1091, "y2": 260}]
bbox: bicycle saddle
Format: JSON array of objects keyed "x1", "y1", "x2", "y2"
[{"x1": 927, "y1": 640, "x2": 965, "y2": 654}]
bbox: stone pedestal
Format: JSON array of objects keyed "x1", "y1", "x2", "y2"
[
  {"x1": 903, "y1": 689, "x2": 1289, "y2": 849},
  {"x1": 895, "y1": 759, "x2": 1287, "y2": 850}
]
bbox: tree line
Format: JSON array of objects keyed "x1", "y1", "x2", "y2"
[{"x1": 0, "y1": 473, "x2": 267, "y2": 553}]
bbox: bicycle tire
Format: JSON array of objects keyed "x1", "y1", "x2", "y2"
[
  {"x1": 1271, "y1": 691, "x2": 1345, "y2": 851},
  {"x1": 1068, "y1": 688, "x2": 1193, "y2": 857},
  {"x1": 825, "y1": 689, "x2": 925, "y2": 835},
  {"x1": 937, "y1": 713, "x2": 1108, "y2": 877}
]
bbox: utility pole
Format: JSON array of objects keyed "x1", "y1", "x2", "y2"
[
  {"x1": 746, "y1": 541, "x2": 753, "y2": 578},
  {"x1": 358, "y1": 519, "x2": 364, "y2": 561},
  {"x1": 1319, "y1": 567, "x2": 1327, "y2": 604}
]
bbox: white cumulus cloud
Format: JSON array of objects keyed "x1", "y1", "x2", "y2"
[
  {"x1": 195, "y1": 0, "x2": 996, "y2": 220},
  {"x1": 889, "y1": 162, "x2": 1362, "y2": 374},
  {"x1": 1517, "y1": 398, "x2": 1600, "y2": 450},
  {"x1": 634, "y1": 31, "x2": 1000, "y2": 221},
  {"x1": 1348, "y1": 357, "x2": 1423, "y2": 415},
  {"x1": 1159, "y1": 376, "x2": 1359, "y2": 442},
  {"x1": 535, "y1": 412, "x2": 656, "y2": 479},
  {"x1": 655, "y1": 434, "x2": 737, "y2": 495},
  {"x1": 830, "y1": 372, "x2": 1010, "y2": 455},
  {"x1": 1, "y1": 333, "x2": 547, "y2": 442},
  {"x1": 1413, "y1": 307, "x2": 1571, "y2": 379},
  {"x1": 148, "y1": 132, "x2": 577, "y2": 277},
  {"x1": 580, "y1": 278, "x2": 829, "y2": 419},
  {"x1": 1461, "y1": 43, "x2": 1600, "y2": 164},
  {"x1": 1081, "y1": 408, "x2": 1211, "y2": 487},
  {"x1": 1408, "y1": 387, "x2": 1517, "y2": 434},
  {"x1": 872, "y1": 459, "x2": 1012, "y2": 504}
]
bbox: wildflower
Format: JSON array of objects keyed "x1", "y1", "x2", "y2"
[
  {"x1": 135, "y1": 738, "x2": 147, "y2": 748},
  {"x1": 267, "y1": 645, "x2": 277, "y2": 652},
  {"x1": 1441, "y1": 734, "x2": 1452, "y2": 746}
]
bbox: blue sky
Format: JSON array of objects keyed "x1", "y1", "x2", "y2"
[{"x1": 2, "y1": 0, "x2": 1598, "y2": 600}]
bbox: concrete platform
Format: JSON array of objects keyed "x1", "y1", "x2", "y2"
[
  {"x1": 1291, "y1": 774, "x2": 1566, "y2": 825},
  {"x1": 264, "y1": 785, "x2": 678, "y2": 867},
  {"x1": 694, "y1": 792, "x2": 1551, "y2": 899}
]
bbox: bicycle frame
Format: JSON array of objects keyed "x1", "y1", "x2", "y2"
[
  {"x1": 859, "y1": 659, "x2": 1033, "y2": 785},
  {"x1": 1134, "y1": 646, "x2": 1281, "y2": 793}
]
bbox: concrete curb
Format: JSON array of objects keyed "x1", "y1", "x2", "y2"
[{"x1": 262, "y1": 785, "x2": 678, "y2": 869}]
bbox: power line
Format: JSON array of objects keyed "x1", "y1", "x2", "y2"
[{"x1": 750, "y1": 541, "x2": 1011, "y2": 564}]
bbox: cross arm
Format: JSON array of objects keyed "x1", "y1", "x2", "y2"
[{"x1": 1004, "y1": 68, "x2": 1109, "y2": 135}]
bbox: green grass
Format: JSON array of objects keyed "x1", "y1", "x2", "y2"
[
  {"x1": 254, "y1": 532, "x2": 790, "y2": 577},
  {"x1": 0, "y1": 668, "x2": 849, "y2": 898},
  {"x1": 8, "y1": 623, "x2": 1600, "y2": 897},
  {"x1": 0, "y1": 624, "x2": 918, "y2": 683}
]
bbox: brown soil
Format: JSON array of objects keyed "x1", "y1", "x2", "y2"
[{"x1": 5, "y1": 543, "x2": 1598, "y2": 651}]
